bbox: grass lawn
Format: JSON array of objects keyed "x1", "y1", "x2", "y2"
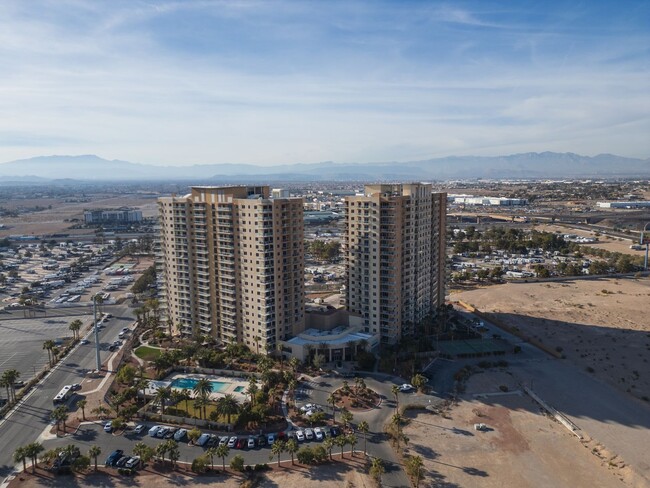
[
  {"x1": 134, "y1": 345, "x2": 162, "y2": 361},
  {"x1": 167, "y1": 399, "x2": 238, "y2": 424}
]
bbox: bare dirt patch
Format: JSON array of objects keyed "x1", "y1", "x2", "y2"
[
  {"x1": 455, "y1": 277, "x2": 650, "y2": 402},
  {"x1": 402, "y1": 372, "x2": 632, "y2": 487},
  {"x1": 536, "y1": 224, "x2": 642, "y2": 255}
]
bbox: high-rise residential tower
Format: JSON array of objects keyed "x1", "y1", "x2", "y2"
[
  {"x1": 344, "y1": 183, "x2": 446, "y2": 344},
  {"x1": 157, "y1": 186, "x2": 304, "y2": 353}
]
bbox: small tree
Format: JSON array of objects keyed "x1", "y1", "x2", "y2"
[
  {"x1": 270, "y1": 439, "x2": 286, "y2": 467},
  {"x1": 230, "y1": 454, "x2": 245, "y2": 472},
  {"x1": 335, "y1": 435, "x2": 347, "y2": 459},
  {"x1": 358, "y1": 420, "x2": 370, "y2": 455},
  {"x1": 405, "y1": 455, "x2": 425, "y2": 487},
  {"x1": 370, "y1": 457, "x2": 385, "y2": 484},
  {"x1": 216, "y1": 444, "x2": 230, "y2": 472},
  {"x1": 76, "y1": 399, "x2": 87, "y2": 421},
  {"x1": 187, "y1": 427, "x2": 201, "y2": 444},
  {"x1": 72, "y1": 455, "x2": 91, "y2": 472},
  {"x1": 411, "y1": 374, "x2": 427, "y2": 393},
  {"x1": 191, "y1": 455, "x2": 208, "y2": 474},
  {"x1": 347, "y1": 434, "x2": 358, "y2": 456},
  {"x1": 285, "y1": 439, "x2": 299, "y2": 465},
  {"x1": 13, "y1": 446, "x2": 28, "y2": 473},
  {"x1": 323, "y1": 437, "x2": 334, "y2": 461}
]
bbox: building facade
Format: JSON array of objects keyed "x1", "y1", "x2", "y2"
[
  {"x1": 84, "y1": 208, "x2": 143, "y2": 224},
  {"x1": 157, "y1": 186, "x2": 304, "y2": 353},
  {"x1": 344, "y1": 183, "x2": 446, "y2": 344}
]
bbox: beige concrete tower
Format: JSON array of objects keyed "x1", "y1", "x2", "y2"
[
  {"x1": 158, "y1": 186, "x2": 304, "y2": 353},
  {"x1": 344, "y1": 183, "x2": 446, "y2": 344}
]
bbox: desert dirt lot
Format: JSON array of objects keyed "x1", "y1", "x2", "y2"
[
  {"x1": 0, "y1": 196, "x2": 158, "y2": 237},
  {"x1": 536, "y1": 224, "x2": 644, "y2": 256},
  {"x1": 455, "y1": 277, "x2": 650, "y2": 403},
  {"x1": 403, "y1": 371, "x2": 631, "y2": 488},
  {"x1": 8, "y1": 459, "x2": 373, "y2": 488}
]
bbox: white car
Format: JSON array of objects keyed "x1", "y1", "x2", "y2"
[
  {"x1": 295, "y1": 430, "x2": 305, "y2": 442},
  {"x1": 219, "y1": 436, "x2": 229, "y2": 446},
  {"x1": 399, "y1": 383, "x2": 415, "y2": 392},
  {"x1": 247, "y1": 436, "x2": 256, "y2": 448},
  {"x1": 133, "y1": 424, "x2": 145, "y2": 434},
  {"x1": 300, "y1": 403, "x2": 315, "y2": 413},
  {"x1": 314, "y1": 427, "x2": 324, "y2": 441},
  {"x1": 227, "y1": 436, "x2": 237, "y2": 448},
  {"x1": 304, "y1": 428, "x2": 314, "y2": 440},
  {"x1": 103, "y1": 421, "x2": 113, "y2": 433},
  {"x1": 80, "y1": 339, "x2": 89, "y2": 345},
  {"x1": 125, "y1": 456, "x2": 140, "y2": 469}
]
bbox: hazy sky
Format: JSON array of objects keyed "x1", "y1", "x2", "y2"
[{"x1": 1, "y1": 0, "x2": 648, "y2": 165}]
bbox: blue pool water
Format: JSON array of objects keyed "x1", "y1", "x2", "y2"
[
  {"x1": 170, "y1": 377, "x2": 228, "y2": 392},
  {"x1": 234, "y1": 386, "x2": 245, "y2": 393}
]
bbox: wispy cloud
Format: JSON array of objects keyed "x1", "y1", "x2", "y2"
[{"x1": 0, "y1": 0, "x2": 648, "y2": 164}]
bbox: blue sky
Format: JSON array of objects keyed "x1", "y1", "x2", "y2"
[{"x1": 0, "y1": 0, "x2": 648, "y2": 165}]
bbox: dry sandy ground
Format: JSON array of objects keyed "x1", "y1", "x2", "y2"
[
  {"x1": 0, "y1": 196, "x2": 157, "y2": 237},
  {"x1": 8, "y1": 460, "x2": 373, "y2": 488},
  {"x1": 455, "y1": 277, "x2": 650, "y2": 402},
  {"x1": 536, "y1": 224, "x2": 644, "y2": 256},
  {"x1": 403, "y1": 371, "x2": 633, "y2": 488}
]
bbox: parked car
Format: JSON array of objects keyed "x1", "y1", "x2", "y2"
[
  {"x1": 125, "y1": 456, "x2": 140, "y2": 469},
  {"x1": 103, "y1": 421, "x2": 113, "y2": 433},
  {"x1": 80, "y1": 339, "x2": 89, "y2": 345},
  {"x1": 399, "y1": 383, "x2": 414, "y2": 392},
  {"x1": 174, "y1": 428, "x2": 187, "y2": 441},
  {"x1": 197, "y1": 433, "x2": 211, "y2": 446},
  {"x1": 267, "y1": 433, "x2": 275, "y2": 445},
  {"x1": 148, "y1": 425, "x2": 161, "y2": 437},
  {"x1": 164, "y1": 428, "x2": 177, "y2": 439},
  {"x1": 305, "y1": 428, "x2": 314, "y2": 440},
  {"x1": 105, "y1": 449, "x2": 123, "y2": 466},
  {"x1": 71, "y1": 383, "x2": 81, "y2": 391},
  {"x1": 156, "y1": 427, "x2": 169, "y2": 438},
  {"x1": 329, "y1": 427, "x2": 341, "y2": 437},
  {"x1": 314, "y1": 427, "x2": 324, "y2": 441},
  {"x1": 237, "y1": 438, "x2": 247, "y2": 449},
  {"x1": 116, "y1": 456, "x2": 131, "y2": 468},
  {"x1": 219, "y1": 436, "x2": 229, "y2": 446},
  {"x1": 227, "y1": 436, "x2": 237, "y2": 448},
  {"x1": 206, "y1": 435, "x2": 218, "y2": 447},
  {"x1": 248, "y1": 436, "x2": 256, "y2": 449},
  {"x1": 257, "y1": 434, "x2": 267, "y2": 447},
  {"x1": 133, "y1": 424, "x2": 146, "y2": 435},
  {"x1": 295, "y1": 430, "x2": 305, "y2": 442}
]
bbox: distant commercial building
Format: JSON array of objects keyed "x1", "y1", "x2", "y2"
[
  {"x1": 448, "y1": 195, "x2": 528, "y2": 206},
  {"x1": 344, "y1": 183, "x2": 447, "y2": 344},
  {"x1": 596, "y1": 201, "x2": 650, "y2": 209},
  {"x1": 84, "y1": 208, "x2": 143, "y2": 224},
  {"x1": 157, "y1": 186, "x2": 304, "y2": 353}
]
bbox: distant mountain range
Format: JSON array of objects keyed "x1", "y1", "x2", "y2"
[{"x1": 0, "y1": 152, "x2": 648, "y2": 182}]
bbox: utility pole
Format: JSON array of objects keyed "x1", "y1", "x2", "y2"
[{"x1": 93, "y1": 295, "x2": 101, "y2": 370}]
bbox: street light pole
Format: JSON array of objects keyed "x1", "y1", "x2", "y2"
[
  {"x1": 642, "y1": 223, "x2": 649, "y2": 271},
  {"x1": 93, "y1": 295, "x2": 101, "y2": 370}
]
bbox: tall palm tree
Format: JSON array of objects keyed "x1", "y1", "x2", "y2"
[
  {"x1": 370, "y1": 457, "x2": 385, "y2": 484},
  {"x1": 155, "y1": 386, "x2": 172, "y2": 415},
  {"x1": 88, "y1": 445, "x2": 101, "y2": 471},
  {"x1": 406, "y1": 455, "x2": 425, "y2": 487},
  {"x1": 285, "y1": 439, "x2": 298, "y2": 465},
  {"x1": 155, "y1": 442, "x2": 168, "y2": 465},
  {"x1": 215, "y1": 394, "x2": 239, "y2": 424},
  {"x1": 76, "y1": 399, "x2": 87, "y2": 421},
  {"x1": 43, "y1": 340, "x2": 56, "y2": 367},
  {"x1": 205, "y1": 446, "x2": 217, "y2": 470},
  {"x1": 276, "y1": 342, "x2": 285, "y2": 370},
  {"x1": 323, "y1": 437, "x2": 334, "y2": 461},
  {"x1": 327, "y1": 394, "x2": 337, "y2": 424},
  {"x1": 269, "y1": 439, "x2": 286, "y2": 467},
  {"x1": 25, "y1": 442, "x2": 44, "y2": 473},
  {"x1": 253, "y1": 335, "x2": 261, "y2": 355},
  {"x1": 358, "y1": 420, "x2": 370, "y2": 456},
  {"x1": 340, "y1": 408, "x2": 353, "y2": 430},
  {"x1": 391, "y1": 412, "x2": 404, "y2": 449},
  {"x1": 215, "y1": 444, "x2": 229, "y2": 472},
  {"x1": 2, "y1": 369, "x2": 20, "y2": 403},
  {"x1": 69, "y1": 319, "x2": 82, "y2": 340},
  {"x1": 347, "y1": 433, "x2": 358, "y2": 456},
  {"x1": 335, "y1": 435, "x2": 347, "y2": 459},
  {"x1": 391, "y1": 385, "x2": 400, "y2": 412},
  {"x1": 192, "y1": 378, "x2": 212, "y2": 419},
  {"x1": 13, "y1": 446, "x2": 28, "y2": 473},
  {"x1": 246, "y1": 377, "x2": 258, "y2": 405}
]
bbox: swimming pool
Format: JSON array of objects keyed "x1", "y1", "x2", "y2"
[
  {"x1": 234, "y1": 386, "x2": 246, "y2": 393},
  {"x1": 170, "y1": 377, "x2": 229, "y2": 393}
]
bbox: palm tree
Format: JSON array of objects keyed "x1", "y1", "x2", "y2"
[
  {"x1": 2, "y1": 369, "x2": 20, "y2": 403},
  {"x1": 76, "y1": 399, "x2": 87, "y2": 421},
  {"x1": 347, "y1": 433, "x2": 357, "y2": 456},
  {"x1": 276, "y1": 342, "x2": 285, "y2": 370},
  {"x1": 391, "y1": 412, "x2": 404, "y2": 449},
  {"x1": 340, "y1": 408, "x2": 353, "y2": 430},
  {"x1": 335, "y1": 435, "x2": 347, "y2": 459},
  {"x1": 406, "y1": 455, "x2": 425, "y2": 487},
  {"x1": 323, "y1": 437, "x2": 334, "y2": 461},
  {"x1": 165, "y1": 439, "x2": 180, "y2": 467},
  {"x1": 69, "y1": 319, "x2": 82, "y2": 340},
  {"x1": 287, "y1": 378, "x2": 297, "y2": 408},
  {"x1": 25, "y1": 442, "x2": 44, "y2": 473},
  {"x1": 246, "y1": 376, "x2": 258, "y2": 405},
  {"x1": 13, "y1": 446, "x2": 28, "y2": 473},
  {"x1": 391, "y1": 385, "x2": 400, "y2": 412},
  {"x1": 253, "y1": 335, "x2": 261, "y2": 355},
  {"x1": 133, "y1": 441, "x2": 149, "y2": 463},
  {"x1": 285, "y1": 438, "x2": 298, "y2": 465},
  {"x1": 215, "y1": 444, "x2": 229, "y2": 472},
  {"x1": 193, "y1": 396, "x2": 206, "y2": 420},
  {"x1": 170, "y1": 389, "x2": 185, "y2": 412},
  {"x1": 327, "y1": 393, "x2": 337, "y2": 424},
  {"x1": 43, "y1": 340, "x2": 56, "y2": 367},
  {"x1": 91, "y1": 404, "x2": 109, "y2": 420},
  {"x1": 269, "y1": 439, "x2": 286, "y2": 467},
  {"x1": 155, "y1": 442, "x2": 168, "y2": 465},
  {"x1": 358, "y1": 420, "x2": 370, "y2": 456},
  {"x1": 155, "y1": 386, "x2": 172, "y2": 415},
  {"x1": 289, "y1": 356, "x2": 300, "y2": 373},
  {"x1": 88, "y1": 445, "x2": 101, "y2": 471},
  {"x1": 206, "y1": 446, "x2": 217, "y2": 470},
  {"x1": 215, "y1": 394, "x2": 239, "y2": 424},
  {"x1": 0, "y1": 376, "x2": 10, "y2": 405},
  {"x1": 50, "y1": 405, "x2": 69, "y2": 434},
  {"x1": 370, "y1": 457, "x2": 385, "y2": 484}
]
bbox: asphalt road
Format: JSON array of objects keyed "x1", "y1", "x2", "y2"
[{"x1": 0, "y1": 304, "x2": 136, "y2": 480}]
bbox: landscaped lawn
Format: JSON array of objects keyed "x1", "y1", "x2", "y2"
[
  {"x1": 167, "y1": 399, "x2": 238, "y2": 424},
  {"x1": 134, "y1": 345, "x2": 162, "y2": 361}
]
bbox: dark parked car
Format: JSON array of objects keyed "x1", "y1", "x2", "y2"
[
  {"x1": 257, "y1": 434, "x2": 267, "y2": 447},
  {"x1": 105, "y1": 449, "x2": 124, "y2": 466},
  {"x1": 164, "y1": 428, "x2": 177, "y2": 439},
  {"x1": 116, "y1": 456, "x2": 131, "y2": 468},
  {"x1": 329, "y1": 427, "x2": 341, "y2": 437},
  {"x1": 236, "y1": 438, "x2": 246, "y2": 449},
  {"x1": 206, "y1": 435, "x2": 218, "y2": 447}
]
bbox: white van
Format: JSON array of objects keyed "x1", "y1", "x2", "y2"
[{"x1": 148, "y1": 425, "x2": 161, "y2": 437}]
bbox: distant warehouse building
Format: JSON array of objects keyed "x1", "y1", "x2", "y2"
[
  {"x1": 448, "y1": 195, "x2": 528, "y2": 206},
  {"x1": 84, "y1": 208, "x2": 143, "y2": 224},
  {"x1": 596, "y1": 201, "x2": 650, "y2": 209}
]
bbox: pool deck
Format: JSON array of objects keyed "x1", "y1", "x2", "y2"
[{"x1": 145, "y1": 373, "x2": 248, "y2": 401}]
